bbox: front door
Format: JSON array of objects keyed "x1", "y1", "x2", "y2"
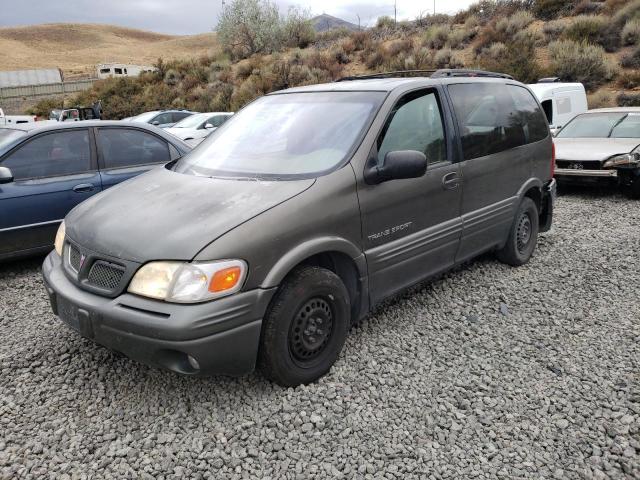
[
  {"x1": 357, "y1": 88, "x2": 462, "y2": 304},
  {"x1": 95, "y1": 127, "x2": 172, "y2": 189},
  {"x1": 0, "y1": 128, "x2": 100, "y2": 258}
]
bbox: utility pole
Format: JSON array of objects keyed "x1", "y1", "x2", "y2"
[
  {"x1": 357, "y1": 13, "x2": 361, "y2": 30},
  {"x1": 433, "y1": 0, "x2": 436, "y2": 15},
  {"x1": 394, "y1": 1, "x2": 397, "y2": 25}
]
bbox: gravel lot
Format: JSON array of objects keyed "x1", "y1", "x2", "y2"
[{"x1": 1, "y1": 189, "x2": 639, "y2": 479}]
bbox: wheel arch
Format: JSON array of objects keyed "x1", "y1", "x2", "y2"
[{"x1": 261, "y1": 237, "x2": 368, "y2": 324}]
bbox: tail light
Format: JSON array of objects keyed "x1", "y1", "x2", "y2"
[{"x1": 551, "y1": 142, "x2": 555, "y2": 178}]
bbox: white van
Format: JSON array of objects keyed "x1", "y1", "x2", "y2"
[{"x1": 527, "y1": 81, "x2": 588, "y2": 135}]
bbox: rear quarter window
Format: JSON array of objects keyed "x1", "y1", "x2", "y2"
[{"x1": 448, "y1": 83, "x2": 548, "y2": 161}]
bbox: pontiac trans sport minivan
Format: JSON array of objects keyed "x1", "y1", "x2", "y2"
[{"x1": 43, "y1": 70, "x2": 556, "y2": 386}]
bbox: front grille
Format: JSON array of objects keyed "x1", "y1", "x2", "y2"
[
  {"x1": 68, "y1": 245, "x2": 82, "y2": 272},
  {"x1": 556, "y1": 160, "x2": 602, "y2": 170},
  {"x1": 87, "y1": 261, "x2": 125, "y2": 290}
]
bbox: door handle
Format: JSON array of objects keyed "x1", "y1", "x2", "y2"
[
  {"x1": 73, "y1": 183, "x2": 95, "y2": 193},
  {"x1": 442, "y1": 173, "x2": 460, "y2": 190}
]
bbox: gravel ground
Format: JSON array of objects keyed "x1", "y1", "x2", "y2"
[{"x1": 1, "y1": 189, "x2": 639, "y2": 480}]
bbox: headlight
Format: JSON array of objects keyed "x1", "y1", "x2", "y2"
[
  {"x1": 603, "y1": 153, "x2": 640, "y2": 169},
  {"x1": 54, "y1": 221, "x2": 65, "y2": 256},
  {"x1": 128, "y1": 260, "x2": 247, "y2": 303}
]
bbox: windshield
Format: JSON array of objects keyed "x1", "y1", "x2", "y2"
[
  {"x1": 174, "y1": 91, "x2": 385, "y2": 178},
  {"x1": 557, "y1": 112, "x2": 640, "y2": 138},
  {"x1": 130, "y1": 111, "x2": 160, "y2": 123},
  {"x1": 173, "y1": 113, "x2": 209, "y2": 128},
  {"x1": 0, "y1": 128, "x2": 27, "y2": 151}
]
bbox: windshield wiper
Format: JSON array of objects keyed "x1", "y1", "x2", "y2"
[{"x1": 608, "y1": 114, "x2": 629, "y2": 138}]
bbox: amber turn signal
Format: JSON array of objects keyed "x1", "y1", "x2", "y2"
[{"x1": 209, "y1": 266, "x2": 242, "y2": 292}]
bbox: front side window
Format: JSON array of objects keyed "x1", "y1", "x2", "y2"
[
  {"x1": 541, "y1": 99, "x2": 553, "y2": 125},
  {"x1": 449, "y1": 83, "x2": 548, "y2": 161},
  {"x1": 377, "y1": 90, "x2": 446, "y2": 165},
  {"x1": 97, "y1": 128, "x2": 170, "y2": 169},
  {"x1": 174, "y1": 91, "x2": 385, "y2": 178},
  {"x1": 1, "y1": 130, "x2": 91, "y2": 180}
]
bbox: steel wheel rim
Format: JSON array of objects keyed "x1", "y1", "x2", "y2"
[
  {"x1": 516, "y1": 213, "x2": 532, "y2": 253},
  {"x1": 289, "y1": 297, "x2": 334, "y2": 364}
]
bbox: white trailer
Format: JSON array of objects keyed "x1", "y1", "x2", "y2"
[{"x1": 97, "y1": 63, "x2": 156, "y2": 79}]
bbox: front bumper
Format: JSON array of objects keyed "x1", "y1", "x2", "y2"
[
  {"x1": 42, "y1": 251, "x2": 276, "y2": 376},
  {"x1": 555, "y1": 168, "x2": 617, "y2": 180}
]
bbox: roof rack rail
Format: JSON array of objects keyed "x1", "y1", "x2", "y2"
[
  {"x1": 336, "y1": 70, "x2": 437, "y2": 82},
  {"x1": 336, "y1": 68, "x2": 513, "y2": 82},
  {"x1": 429, "y1": 69, "x2": 514, "y2": 80}
]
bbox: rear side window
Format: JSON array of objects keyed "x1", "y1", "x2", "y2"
[
  {"x1": 448, "y1": 83, "x2": 548, "y2": 161},
  {"x1": 172, "y1": 112, "x2": 192, "y2": 123},
  {"x1": 1, "y1": 130, "x2": 91, "y2": 180},
  {"x1": 97, "y1": 129, "x2": 170, "y2": 169},
  {"x1": 208, "y1": 115, "x2": 230, "y2": 128},
  {"x1": 377, "y1": 90, "x2": 446, "y2": 166},
  {"x1": 153, "y1": 112, "x2": 173, "y2": 125}
]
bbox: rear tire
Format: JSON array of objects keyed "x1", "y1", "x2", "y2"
[
  {"x1": 259, "y1": 266, "x2": 350, "y2": 387},
  {"x1": 496, "y1": 197, "x2": 539, "y2": 267}
]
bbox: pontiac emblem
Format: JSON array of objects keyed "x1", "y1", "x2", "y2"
[{"x1": 79, "y1": 254, "x2": 86, "y2": 269}]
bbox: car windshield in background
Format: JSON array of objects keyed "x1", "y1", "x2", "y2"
[
  {"x1": 557, "y1": 112, "x2": 640, "y2": 139},
  {"x1": 174, "y1": 92, "x2": 385, "y2": 178},
  {"x1": 130, "y1": 111, "x2": 159, "y2": 123},
  {"x1": 173, "y1": 113, "x2": 208, "y2": 128},
  {"x1": 0, "y1": 128, "x2": 27, "y2": 151}
]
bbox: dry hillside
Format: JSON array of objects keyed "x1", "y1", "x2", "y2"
[{"x1": 0, "y1": 23, "x2": 218, "y2": 78}]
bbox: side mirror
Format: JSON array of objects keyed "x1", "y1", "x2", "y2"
[
  {"x1": 364, "y1": 150, "x2": 428, "y2": 185},
  {"x1": 152, "y1": 120, "x2": 160, "y2": 126},
  {"x1": 0, "y1": 166, "x2": 14, "y2": 184},
  {"x1": 204, "y1": 123, "x2": 215, "y2": 129}
]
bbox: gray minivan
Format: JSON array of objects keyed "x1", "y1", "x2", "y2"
[{"x1": 42, "y1": 70, "x2": 556, "y2": 386}]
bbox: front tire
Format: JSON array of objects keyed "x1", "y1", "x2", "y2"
[
  {"x1": 496, "y1": 197, "x2": 539, "y2": 266},
  {"x1": 259, "y1": 266, "x2": 350, "y2": 387}
]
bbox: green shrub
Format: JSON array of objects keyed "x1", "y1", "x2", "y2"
[
  {"x1": 621, "y1": 46, "x2": 640, "y2": 68},
  {"x1": 602, "y1": 0, "x2": 640, "y2": 51},
  {"x1": 622, "y1": 19, "x2": 640, "y2": 46},
  {"x1": 587, "y1": 90, "x2": 615, "y2": 108},
  {"x1": 315, "y1": 27, "x2": 351, "y2": 43},
  {"x1": 448, "y1": 28, "x2": 472, "y2": 49},
  {"x1": 543, "y1": 19, "x2": 566, "y2": 40},
  {"x1": 283, "y1": 7, "x2": 316, "y2": 48},
  {"x1": 495, "y1": 10, "x2": 534, "y2": 37},
  {"x1": 572, "y1": 1, "x2": 602, "y2": 15},
  {"x1": 534, "y1": 0, "x2": 576, "y2": 20},
  {"x1": 548, "y1": 40, "x2": 616, "y2": 90},
  {"x1": 563, "y1": 15, "x2": 606, "y2": 44},
  {"x1": 376, "y1": 16, "x2": 396, "y2": 29},
  {"x1": 617, "y1": 92, "x2": 640, "y2": 106},
  {"x1": 434, "y1": 49, "x2": 464, "y2": 69},
  {"x1": 423, "y1": 25, "x2": 450, "y2": 49},
  {"x1": 476, "y1": 32, "x2": 544, "y2": 83},
  {"x1": 617, "y1": 70, "x2": 640, "y2": 89},
  {"x1": 25, "y1": 97, "x2": 65, "y2": 118}
]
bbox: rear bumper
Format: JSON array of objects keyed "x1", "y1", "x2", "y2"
[
  {"x1": 42, "y1": 251, "x2": 276, "y2": 376},
  {"x1": 540, "y1": 178, "x2": 556, "y2": 233}
]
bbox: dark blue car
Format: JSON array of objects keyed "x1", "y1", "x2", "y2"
[{"x1": 0, "y1": 121, "x2": 191, "y2": 260}]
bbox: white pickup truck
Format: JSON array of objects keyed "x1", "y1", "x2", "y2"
[{"x1": 0, "y1": 108, "x2": 37, "y2": 126}]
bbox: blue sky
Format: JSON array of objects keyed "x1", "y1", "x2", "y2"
[{"x1": 0, "y1": 0, "x2": 477, "y2": 35}]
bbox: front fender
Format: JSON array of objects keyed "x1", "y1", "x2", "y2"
[{"x1": 261, "y1": 236, "x2": 366, "y2": 288}]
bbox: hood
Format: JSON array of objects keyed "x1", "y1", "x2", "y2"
[
  {"x1": 554, "y1": 138, "x2": 640, "y2": 162},
  {"x1": 65, "y1": 167, "x2": 315, "y2": 263}
]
